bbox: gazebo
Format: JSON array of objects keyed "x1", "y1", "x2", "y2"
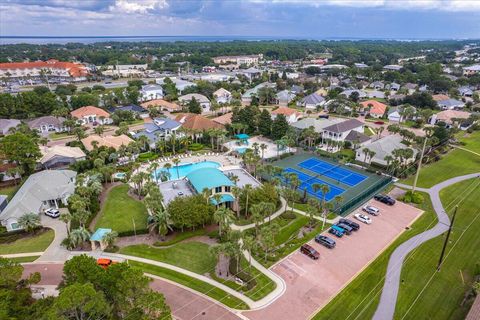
[
  {"x1": 90, "y1": 228, "x2": 112, "y2": 251},
  {"x1": 234, "y1": 133, "x2": 250, "y2": 145}
]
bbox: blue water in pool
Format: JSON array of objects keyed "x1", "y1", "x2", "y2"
[{"x1": 153, "y1": 161, "x2": 221, "y2": 181}]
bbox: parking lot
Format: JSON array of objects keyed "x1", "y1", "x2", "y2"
[{"x1": 244, "y1": 199, "x2": 423, "y2": 320}]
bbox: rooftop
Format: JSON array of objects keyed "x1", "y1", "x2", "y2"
[
  {"x1": 90, "y1": 228, "x2": 112, "y2": 241},
  {"x1": 323, "y1": 118, "x2": 364, "y2": 133},
  {"x1": 186, "y1": 168, "x2": 234, "y2": 192},
  {"x1": 71, "y1": 106, "x2": 110, "y2": 118}
]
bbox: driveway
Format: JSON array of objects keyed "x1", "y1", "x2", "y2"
[
  {"x1": 22, "y1": 263, "x2": 242, "y2": 320},
  {"x1": 243, "y1": 200, "x2": 423, "y2": 320},
  {"x1": 36, "y1": 213, "x2": 70, "y2": 262}
]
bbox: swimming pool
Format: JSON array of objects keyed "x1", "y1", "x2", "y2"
[{"x1": 153, "y1": 161, "x2": 221, "y2": 181}]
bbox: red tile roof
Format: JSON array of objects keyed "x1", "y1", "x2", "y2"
[
  {"x1": 271, "y1": 106, "x2": 302, "y2": 117},
  {"x1": 360, "y1": 100, "x2": 387, "y2": 116},
  {"x1": 0, "y1": 59, "x2": 88, "y2": 77},
  {"x1": 175, "y1": 113, "x2": 224, "y2": 131},
  {"x1": 71, "y1": 106, "x2": 110, "y2": 119}
]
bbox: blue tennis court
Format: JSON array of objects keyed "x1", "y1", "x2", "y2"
[
  {"x1": 284, "y1": 168, "x2": 345, "y2": 202},
  {"x1": 298, "y1": 158, "x2": 367, "y2": 187}
]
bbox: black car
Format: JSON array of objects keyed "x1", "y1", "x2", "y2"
[
  {"x1": 336, "y1": 223, "x2": 353, "y2": 235},
  {"x1": 315, "y1": 235, "x2": 336, "y2": 249},
  {"x1": 374, "y1": 194, "x2": 396, "y2": 206},
  {"x1": 339, "y1": 218, "x2": 360, "y2": 231}
]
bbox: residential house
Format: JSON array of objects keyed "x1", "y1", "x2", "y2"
[
  {"x1": 237, "y1": 67, "x2": 262, "y2": 81},
  {"x1": 388, "y1": 83, "x2": 400, "y2": 92},
  {"x1": 140, "y1": 99, "x2": 182, "y2": 112},
  {"x1": 71, "y1": 106, "x2": 112, "y2": 125},
  {"x1": 0, "y1": 119, "x2": 21, "y2": 135},
  {"x1": 355, "y1": 135, "x2": 416, "y2": 166},
  {"x1": 134, "y1": 117, "x2": 182, "y2": 148},
  {"x1": 186, "y1": 168, "x2": 235, "y2": 208},
  {"x1": 344, "y1": 130, "x2": 371, "y2": 148},
  {"x1": 340, "y1": 89, "x2": 367, "y2": 99},
  {"x1": 174, "y1": 113, "x2": 224, "y2": 132},
  {"x1": 140, "y1": 84, "x2": 164, "y2": 101},
  {"x1": 213, "y1": 88, "x2": 232, "y2": 104},
  {"x1": 463, "y1": 64, "x2": 480, "y2": 77},
  {"x1": 383, "y1": 65, "x2": 403, "y2": 71},
  {"x1": 0, "y1": 162, "x2": 21, "y2": 185},
  {"x1": 354, "y1": 63, "x2": 368, "y2": 68},
  {"x1": 387, "y1": 105, "x2": 417, "y2": 123},
  {"x1": 109, "y1": 104, "x2": 149, "y2": 118},
  {"x1": 39, "y1": 145, "x2": 86, "y2": 169},
  {"x1": 178, "y1": 93, "x2": 211, "y2": 113},
  {"x1": 459, "y1": 86, "x2": 474, "y2": 97},
  {"x1": 28, "y1": 116, "x2": 67, "y2": 133},
  {"x1": 81, "y1": 134, "x2": 133, "y2": 152},
  {"x1": 291, "y1": 117, "x2": 344, "y2": 134},
  {"x1": 275, "y1": 90, "x2": 296, "y2": 106},
  {"x1": 429, "y1": 110, "x2": 472, "y2": 129},
  {"x1": 290, "y1": 85, "x2": 304, "y2": 94},
  {"x1": 271, "y1": 107, "x2": 302, "y2": 124},
  {"x1": 360, "y1": 100, "x2": 387, "y2": 118},
  {"x1": 299, "y1": 93, "x2": 325, "y2": 110},
  {"x1": 437, "y1": 98, "x2": 465, "y2": 110},
  {"x1": 0, "y1": 170, "x2": 77, "y2": 231},
  {"x1": 212, "y1": 112, "x2": 233, "y2": 126},
  {"x1": 241, "y1": 82, "x2": 276, "y2": 105},
  {"x1": 322, "y1": 119, "x2": 364, "y2": 143},
  {"x1": 403, "y1": 83, "x2": 417, "y2": 94},
  {"x1": 370, "y1": 81, "x2": 385, "y2": 90},
  {"x1": 155, "y1": 77, "x2": 196, "y2": 93},
  {"x1": 432, "y1": 94, "x2": 450, "y2": 102}
]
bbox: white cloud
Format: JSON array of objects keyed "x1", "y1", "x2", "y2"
[{"x1": 109, "y1": 0, "x2": 168, "y2": 14}]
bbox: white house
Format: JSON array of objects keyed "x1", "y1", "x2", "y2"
[
  {"x1": 322, "y1": 119, "x2": 364, "y2": 143},
  {"x1": 356, "y1": 135, "x2": 417, "y2": 166},
  {"x1": 140, "y1": 84, "x2": 164, "y2": 101},
  {"x1": 276, "y1": 90, "x2": 296, "y2": 106},
  {"x1": 178, "y1": 93, "x2": 211, "y2": 112},
  {"x1": 271, "y1": 107, "x2": 302, "y2": 124},
  {"x1": 213, "y1": 88, "x2": 232, "y2": 104},
  {"x1": 71, "y1": 106, "x2": 112, "y2": 125},
  {"x1": 299, "y1": 93, "x2": 325, "y2": 110},
  {"x1": 0, "y1": 170, "x2": 77, "y2": 231}
]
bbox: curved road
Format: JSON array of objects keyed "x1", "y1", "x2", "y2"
[{"x1": 373, "y1": 173, "x2": 480, "y2": 320}]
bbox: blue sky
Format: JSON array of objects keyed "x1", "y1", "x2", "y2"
[{"x1": 0, "y1": 0, "x2": 479, "y2": 39}]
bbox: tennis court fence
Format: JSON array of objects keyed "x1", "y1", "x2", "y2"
[{"x1": 334, "y1": 176, "x2": 393, "y2": 216}]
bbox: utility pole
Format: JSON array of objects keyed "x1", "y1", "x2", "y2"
[
  {"x1": 412, "y1": 137, "x2": 428, "y2": 194},
  {"x1": 437, "y1": 205, "x2": 458, "y2": 271}
]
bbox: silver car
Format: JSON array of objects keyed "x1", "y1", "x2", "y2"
[{"x1": 362, "y1": 205, "x2": 380, "y2": 216}]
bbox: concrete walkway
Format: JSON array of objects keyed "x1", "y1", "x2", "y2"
[
  {"x1": 450, "y1": 145, "x2": 480, "y2": 157},
  {"x1": 231, "y1": 198, "x2": 287, "y2": 231},
  {"x1": 373, "y1": 173, "x2": 480, "y2": 320},
  {"x1": 1, "y1": 252, "x2": 43, "y2": 258}
]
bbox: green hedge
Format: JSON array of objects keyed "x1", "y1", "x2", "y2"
[
  {"x1": 229, "y1": 258, "x2": 256, "y2": 290},
  {"x1": 189, "y1": 143, "x2": 204, "y2": 151},
  {"x1": 138, "y1": 152, "x2": 159, "y2": 162}
]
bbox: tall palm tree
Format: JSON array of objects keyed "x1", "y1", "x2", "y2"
[
  {"x1": 102, "y1": 231, "x2": 118, "y2": 249},
  {"x1": 172, "y1": 158, "x2": 181, "y2": 179},
  {"x1": 242, "y1": 234, "x2": 257, "y2": 268},
  {"x1": 250, "y1": 203, "x2": 264, "y2": 236},
  {"x1": 260, "y1": 201, "x2": 276, "y2": 223},
  {"x1": 231, "y1": 186, "x2": 242, "y2": 218},
  {"x1": 260, "y1": 143, "x2": 267, "y2": 160},
  {"x1": 213, "y1": 207, "x2": 235, "y2": 237},
  {"x1": 243, "y1": 184, "x2": 253, "y2": 218},
  {"x1": 68, "y1": 227, "x2": 91, "y2": 250},
  {"x1": 320, "y1": 184, "x2": 330, "y2": 229},
  {"x1": 333, "y1": 195, "x2": 344, "y2": 213},
  {"x1": 149, "y1": 162, "x2": 160, "y2": 184},
  {"x1": 149, "y1": 209, "x2": 171, "y2": 240},
  {"x1": 59, "y1": 211, "x2": 73, "y2": 236},
  {"x1": 18, "y1": 213, "x2": 40, "y2": 233}
]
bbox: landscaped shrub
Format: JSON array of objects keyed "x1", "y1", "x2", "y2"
[
  {"x1": 401, "y1": 191, "x2": 424, "y2": 204},
  {"x1": 280, "y1": 211, "x2": 296, "y2": 220},
  {"x1": 189, "y1": 143, "x2": 204, "y2": 151},
  {"x1": 138, "y1": 152, "x2": 159, "y2": 162},
  {"x1": 229, "y1": 258, "x2": 257, "y2": 290}
]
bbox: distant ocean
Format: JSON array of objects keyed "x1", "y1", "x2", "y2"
[{"x1": 0, "y1": 35, "x2": 443, "y2": 45}]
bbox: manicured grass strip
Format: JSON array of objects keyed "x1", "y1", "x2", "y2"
[
  {"x1": 9, "y1": 256, "x2": 40, "y2": 263},
  {"x1": 402, "y1": 132, "x2": 480, "y2": 188},
  {"x1": 128, "y1": 260, "x2": 249, "y2": 310},
  {"x1": 275, "y1": 213, "x2": 309, "y2": 245},
  {"x1": 0, "y1": 185, "x2": 20, "y2": 200},
  {"x1": 95, "y1": 184, "x2": 148, "y2": 235},
  {"x1": 313, "y1": 191, "x2": 437, "y2": 319},
  {"x1": 393, "y1": 179, "x2": 480, "y2": 320},
  {"x1": 0, "y1": 229, "x2": 54, "y2": 254},
  {"x1": 154, "y1": 228, "x2": 209, "y2": 247},
  {"x1": 120, "y1": 241, "x2": 216, "y2": 275},
  {"x1": 458, "y1": 130, "x2": 480, "y2": 153}
]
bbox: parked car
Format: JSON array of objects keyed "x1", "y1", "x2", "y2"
[
  {"x1": 329, "y1": 225, "x2": 345, "y2": 238},
  {"x1": 336, "y1": 223, "x2": 353, "y2": 235},
  {"x1": 374, "y1": 194, "x2": 396, "y2": 205},
  {"x1": 44, "y1": 208, "x2": 60, "y2": 218},
  {"x1": 300, "y1": 244, "x2": 320, "y2": 260},
  {"x1": 315, "y1": 235, "x2": 336, "y2": 249},
  {"x1": 354, "y1": 213, "x2": 372, "y2": 224},
  {"x1": 363, "y1": 205, "x2": 380, "y2": 215},
  {"x1": 374, "y1": 121, "x2": 385, "y2": 125},
  {"x1": 97, "y1": 258, "x2": 118, "y2": 269},
  {"x1": 339, "y1": 218, "x2": 360, "y2": 231}
]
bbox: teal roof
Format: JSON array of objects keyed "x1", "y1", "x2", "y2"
[
  {"x1": 187, "y1": 168, "x2": 234, "y2": 192},
  {"x1": 90, "y1": 228, "x2": 112, "y2": 241},
  {"x1": 210, "y1": 194, "x2": 235, "y2": 205},
  {"x1": 235, "y1": 133, "x2": 250, "y2": 140}
]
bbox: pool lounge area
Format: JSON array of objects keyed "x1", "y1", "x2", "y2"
[{"x1": 153, "y1": 160, "x2": 221, "y2": 181}]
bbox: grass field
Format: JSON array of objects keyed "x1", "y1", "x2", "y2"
[
  {"x1": 94, "y1": 184, "x2": 148, "y2": 234},
  {"x1": 9, "y1": 256, "x2": 40, "y2": 263},
  {"x1": 402, "y1": 131, "x2": 480, "y2": 188},
  {"x1": 393, "y1": 178, "x2": 480, "y2": 320},
  {"x1": 153, "y1": 228, "x2": 210, "y2": 247},
  {"x1": 129, "y1": 261, "x2": 249, "y2": 310},
  {"x1": 120, "y1": 241, "x2": 216, "y2": 274},
  {"x1": 313, "y1": 191, "x2": 437, "y2": 320},
  {"x1": 0, "y1": 185, "x2": 20, "y2": 200},
  {"x1": 0, "y1": 229, "x2": 54, "y2": 254}
]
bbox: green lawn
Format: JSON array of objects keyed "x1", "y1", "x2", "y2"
[
  {"x1": 393, "y1": 178, "x2": 480, "y2": 320},
  {"x1": 128, "y1": 261, "x2": 249, "y2": 310},
  {"x1": 274, "y1": 213, "x2": 309, "y2": 245},
  {"x1": 153, "y1": 228, "x2": 210, "y2": 247},
  {"x1": 364, "y1": 126, "x2": 375, "y2": 137},
  {"x1": 0, "y1": 229, "x2": 54, "y2": 254},
  {"x1": 9, "y1": 256, "x2": 40, "y2": 263},
  {"x1": 0, "y1": 185, "x2": 20, "y2": 200},
  {"x1": 120, "y1": 241, "x2": 216, "y2": 274},
  {"x1": 402, "y1": 148, "x2": 480, "y2": 188},
  {"x1": 49, "y1": 132, "x2": 74, "y2": 140},
  {"x1": 458, "y1": 130, "x2": 480, "y2": 153},
  {"x1": 314, "y1": 191, "x2": 436, "y2": 320},
  {"x1": 94, "y1": 184, "x2": 148, "y2": 234}
]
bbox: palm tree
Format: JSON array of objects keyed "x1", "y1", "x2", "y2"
[
  {"x1": 59, "y1": 211, "x2": 73, "y2": 236},
  {"x1": 172, "y1": 158, "x2": 181, "y2": 179},
  {"x1": 260, "y1": 201, "x2": 276, "y2": 223},
  {"x1": 250, "y1": 203, "x2": 264, "y2": 236},
  {"x1": 243, "y1": 184, "x2": 253, "y2": 218},
  {"x1": 149, "y1": 209, "x2": 171, "y2": 240},
  {"x1": 333, "y1": 195, "x2": 344, "y2": 212},
  {"x1": 94, "y1": 125, "x2": 105, "y2": 137},
  {"x1": 18, "y1": 213, "x2": 40, "y2": 233},
  {"x1": 102, "y1": 231, "x2": 118, "y2": 249},
  {"x1": 260, "y1": 143, "x2": 267, "y2": 159},
  {"x1": 242, "y1": 234, "x2": 257, "y2": 268},
  {"x1": 320, "y1": 184, "x2": 330, "y2": 229},
  {"x1": 231, "y1": 186, "x2": 242, "y2": 218},
  {"x1": 67, "y1": 227, "x2": 90, "y2": 250},
  {"x1": 384, "y1": 155, "x2": 394, "y2": 174},
  {"x1": 149, "y1": 162, "x2": 160, "y2": 184},
  {"x1": 362, "y1": 147, "x2": 370, "y2": 163},
  {"x1": 213, "y1": 207, "x2": 235, "y2": 237}
]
